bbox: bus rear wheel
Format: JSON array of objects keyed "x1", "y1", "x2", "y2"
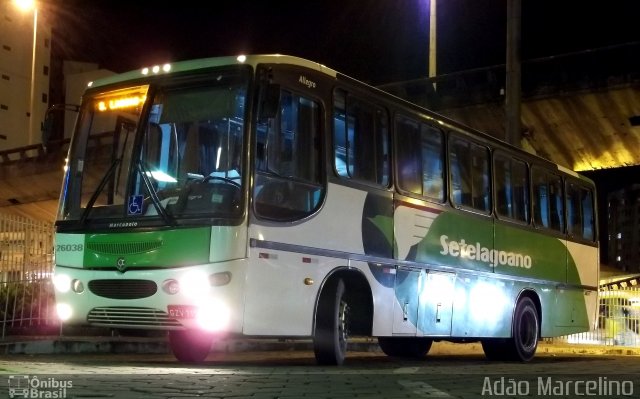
[
  {"x1": 313, "y1": 278, "x2": 349, "y2": 365},
  {"x1": 169, "y1": 330, "x2": 215, "y2": 363},
  {"x1": 482, "y1": 297, "x2": 539, "y2": 362},
  {"x1": 378, "y1": 337, "x2": 433, "y2": 359}
]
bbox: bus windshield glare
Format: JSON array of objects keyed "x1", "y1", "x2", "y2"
[{"x1": 58, "y1": 70, "x2": 249, "y2": 224}]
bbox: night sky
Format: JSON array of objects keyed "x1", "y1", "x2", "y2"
[{"x1": 47, "y1": 0, "x2": 640, "y2": 85}]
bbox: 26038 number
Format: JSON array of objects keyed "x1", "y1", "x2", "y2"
[{"x1": 56, "y1": 244, "x2": 84, "y2": 252}]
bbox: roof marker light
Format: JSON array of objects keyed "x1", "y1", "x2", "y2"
[
  {"x1": 152, "y1": 65, "x2": 160, "y2": 74},
  {"x1": 237, "y1": 55, "x2": 247, "y2": 63},
  {"x1": 87, "y1": 81, "x2": 93, "y2": 87},
  {"x1": 141, "y1": 67, "x2": 149, "y2": 75},
  {"x1": 162, "y1": 63, "x2": 171, "y2": 72}
]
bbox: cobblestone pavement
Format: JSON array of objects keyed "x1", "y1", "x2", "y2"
[{"x1": 1, "y1": 343, "x2": 639, "y2": 398}]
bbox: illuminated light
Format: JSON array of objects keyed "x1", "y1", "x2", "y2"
[
  {"x1": 146, "y1": 170, "x2": 177, "y2": 183},
  {"x1": 71, "y1": 279, "x2": 84, "y2": 294},
  {"x1": 162, "y1": 63, "x2": 171, "y2": 72},
  {"x1": 209, "y1": 272, "x2": 231, "y2": 287},
  {"x1": 96, "y1": 95, "x2": 146, "y2": 112},
  {"x1": 162, "y1": 279, "x2": 180, "y2": 295},
  {"x1": 196, "y1": 300, "x2": 230, "y2": 332},
  {"x1": 236, "y1": 55, "x2": 247, "y2": 63},
  {"x1": 180, "y1": 270, "x2": 210, "y2": 299},
  {"x1": 13, "y1": 0, "x2": 35, "y2": 12},
  {"x1": 53, "y1": 274, "x2": 71, "y2": 293},
  {"x1": 87, "y1": 81, "x2": 93, "y2": 87},
  {"x1": 152, "y1": 65, "x2": 160, "y2": 74},
  {"x1": 215, "y1": 146, "x2": 222, "y2": 170},
  {"x1": 419, "y1": 272, "x2": 455, "y2": 306},
  {"x1": 469, "y1": 281, "x2": 507, "y2": 325},
  {"x1": 141, "y1": 67, "x2": 149, "y2": 75},
  {"x1": 56, "y1": 303, "x2": 73, "y2": 321}
]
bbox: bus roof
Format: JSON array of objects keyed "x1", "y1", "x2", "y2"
[{"x1": 89, "y1": 54, "x2": 337, "y2": 88}]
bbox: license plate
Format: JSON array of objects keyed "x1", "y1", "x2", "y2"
[{"x1": 167, "y1": 305, "x2": 197, "y2": 319}]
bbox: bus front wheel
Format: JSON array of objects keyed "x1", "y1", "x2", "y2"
[
  {"x1": 482, "y1": 296, "x2": 539, "y2": 362},
  {"x1": 313, "y1": 278, "x2": 349, "y2": 365},
  {"x1": 378, "y1": 337, "x2": 433, "y2": 359},
  {"x1": 169, "y1": 330, "x2": 215, "y2": 363}
]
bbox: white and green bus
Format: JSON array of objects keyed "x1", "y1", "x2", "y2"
[{"x1": 53, "y1": 54, "x2": 599, "y2": 364}]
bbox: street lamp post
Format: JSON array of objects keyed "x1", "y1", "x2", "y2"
[{"x1": 429, "y1": 0, "x2": 437, "y2": 83}]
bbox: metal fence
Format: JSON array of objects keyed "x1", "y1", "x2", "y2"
[{"x1": 0, "y1": 212, "x2": 57, "y2": 339}]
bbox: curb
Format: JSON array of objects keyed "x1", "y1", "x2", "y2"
[{"x1": 1, "y1": 337, "x2": 639, "y2": 356}]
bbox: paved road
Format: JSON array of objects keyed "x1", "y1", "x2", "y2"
[{"x1": 1, "y1": 344, "x2": 639, "y2": 398}]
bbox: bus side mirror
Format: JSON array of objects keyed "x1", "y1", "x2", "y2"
[{"x1": 259, "y1": 84, "x2": 280, "y2": 119}]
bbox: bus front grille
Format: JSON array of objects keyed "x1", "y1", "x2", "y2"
[
  {"x1": 87, "y1": 307, "x2": 181, "y2": 327},
  {"x1": 88, "y1": 279, "x2": 157, "y2": 299},
  {"x1": 86, "y1": 241, "x2": 163, "y2": 255}
]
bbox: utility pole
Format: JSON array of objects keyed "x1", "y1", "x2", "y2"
[
  {"x1": 505, "y1": 0, "x2": 521, "y2": 147},
  {"x1": 429, "y1": 0, "x2": 437, "y2": 90}
]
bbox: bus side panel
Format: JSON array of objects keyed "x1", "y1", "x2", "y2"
[
  {"x1": 559, "y1": 241, "x2": 599, "y2": 331},
  {"x1": 493, "y1": 222, "x2": 566, "y2": 282},
  {"x1": 242, "y1": 248, "x2": 343, "y2": 336},
  {"x1": 450, "y1": 273, "x2": 514, "y2": 338}
]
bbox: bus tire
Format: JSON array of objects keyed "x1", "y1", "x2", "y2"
[
  {"x1": 168, "y1": 330, "x2": 215, "y2": 363},
  {"x1": 378, "y1": 337, "x2": 432, "y2": 359},
  {"x1": 510, "y1": 296, "x2": 539, "y2": 361},
  {"x1": 482, "y1": 297, "x2": 539, "y2": 362},
  {"x1": 313, "y1": 278, "x2": 349, "y2": 365}
]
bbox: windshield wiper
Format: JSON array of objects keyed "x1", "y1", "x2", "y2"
[
  {"x1": 79, "y1": 158, "x2": 121, "y2": 225},
  {"x1": 137, "y1": 161, "x2": 176, "y2": 226}
]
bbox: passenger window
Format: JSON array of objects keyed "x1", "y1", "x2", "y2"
[
  {"x1": 254, "y1": 89, "x2": 323, "y2": 221},
  {"x1": 494, "y1": 154, "x2": 529, "y2": 223},
  {"x1": 449, "y1": 137, "x2": 490, "y2": 213},
  {"x1": 532, "y1": 167, "x2": 564, "y2": 232},
  {"x1": 333, "y1": 89, "x2": 389, "y2": 186},
  {"x1": 395, "y1": 115, "x2": 444, "y2": 202},
  {"x1": 567, "y1": 182, "x2": 595, "y2": 241}
]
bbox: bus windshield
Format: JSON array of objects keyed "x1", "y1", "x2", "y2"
[{"x1": 58, "y1": 70, "x2": 249, "y2": 225}]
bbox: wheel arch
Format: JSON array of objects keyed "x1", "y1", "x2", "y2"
[{"x1": 313, "y1": 267, "x2": 374, "y2": 336}]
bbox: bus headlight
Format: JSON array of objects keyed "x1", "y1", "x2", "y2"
[
  {"x1": 180, "y1": 271, "x2": 210, "y2": 299},
  {"x1": 53, "y1": 274, "x2": 71, "y2": 293},
  {"x1": 56, "y1": 303, "x2": 73, "y2": 321},
  {"x1": 197, "y1": 300, "x2": 230, "y2": 332}
]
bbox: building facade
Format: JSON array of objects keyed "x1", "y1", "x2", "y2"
[
  {"x1": 0, "y1": 0, "x2": 51, "y2": 152},
  {"x1": 608, "y1": 184, "x2": 640, "y2": 273}
]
